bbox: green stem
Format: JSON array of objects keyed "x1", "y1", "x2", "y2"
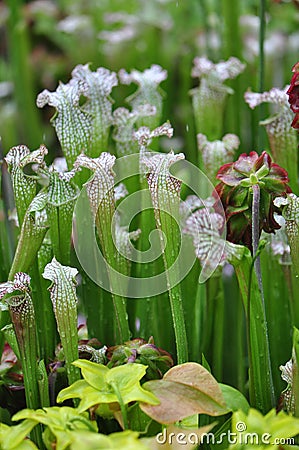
[
  {"x1": 260, "y1": 252, "x2": 292, "y2": 397},
  {"x1": 252, "y1": 184, "x2": 263, "y2": 297},
  {"x1": 0, "y1": 150, "x2": 15, "y2": 274},
  {"x1": 222, "y1": 0, "x2": 242, "y2": 136},
  {"x1": 290, "y1": 273, "x2": 299, "y2": 326},
  {"x1": 223, "y1": 269, "x2": 246, "y2": 393},
  {"x1": 193, "y1": 281, "x2": 207, "y2": 363},
  {"x1": 168, "y1": 285, "x2": 188, "y2": 365},
  {"x1": 38, "y1": 360, "x2": 50, "y2": 408},
  {"x1": 235, "y1": 291, "x2": 246, "y2": 393},
  {"x1": 212, "y1": 279, "x2": 225, "y2": 381},
  {"x1": 247, "y1": 184, "x2": 275, "y2": 410},
  {"x1": 110, "y1": 381, "x2": 129, "y2": 430},
  {"x1": 158, "y1": 207, "x2": 188, "y2": 364},
  {"x1": 222, "y1": 0, "x2": 241, "y2": 59},
  {"x1": 30, "y1": 259, "x2": 57, "y2": 363},
  {"x1": 233, "y1": 250, "x2": 275, "y2": 413},
  {"x1": 81, "y1": 274, "x2": 115, "y2": 344},
  {"x1": 258, "y1": 0, "x2": 267, "y2": 148},
  {"x1": 284, "y1": 266, "x2": 295, "y2": 325},
  {"x1": 112, "y1": 293, "x2": 130, "y2": 343},
  {"x1": 0, "y1": 159, "x2": 15, "y2": 353},
  {"x1": 133, "y1": 176, "x2": 171, "y2": 346},
  {"x1": 198, "y1": 0, "x2": 217, "y2": 60},
  {"x1": 258, "y1": 0, "x2": 266, "y2": 94},
  {"x1": 203, "y1": 273, "x2": 225, "y2": 379},
  {"x1": 181, "y1": 259, "x2": 202, "y2": 362},
  {"x1": 96, "y1": 204, "x2": 131, "y2": 344}
]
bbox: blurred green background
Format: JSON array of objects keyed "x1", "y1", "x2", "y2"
[{"x1": 0, "y1": 0, "x2": 299, "y2": 163}]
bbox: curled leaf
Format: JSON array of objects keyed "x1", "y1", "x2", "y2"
[
  {"x1": 112, "y1": 105, "x2": 156, "y2": 157},
  {"x1": 245, "y1": 86, "x2": 289, "y2": 109},
  {"x1": 190, "y1": 57, "x2": 245, "y2": 140},
  {"x1": 142, "y1": 150, "x2": 184, "y2": 210},
  {"x1": 142, "y1": 150, "x2": 184, "y2": 276},
  {"x1": 134, "y1": 122, "x2": 173, "y2": 147},
  {"x1": 191, "y1": 56, "x2": 245, "y2": 82},
  {"x1": 197, "y1": 133, "x2": 239, "y2": 181},
  {"x1": 75, "y1": 151, "x2": 140, "y2": 270},
  {"x1": 183, "y1": 205, "x2": 244, "y2": 280},
  {"x1": 119, "y1": 65, "x2": 167, "y2": 128},
  {"x1": 274, "y1": 193, "x2": 299, "y2": 275},
  {"x1": 4, "y1": 145, "x2": 47, "y2": 226},
  {"x1": 74, "y1": 152, "x2": 115, "y2": 217},
  {"x1": 0, "y1": 272, "x2": 31, "y2": 301},
  {"x1": 0, "y1": 273, "x2": 40, "y2": 412},
  {"x1": 279, "y1": 359, "x2": 295, "y2": 414},
  {"x1": 71, "y1": 64, "x2": 118, "y2": 153},
  {"x1": 244, "y1": 87, "x2": 298, "y2": 191},
  {"x1": 119, "y1": 65, "x2": 167, "y2": 87},
  {"x1": 37, "y1": 81, "x2": 92, "y2": 168}
]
